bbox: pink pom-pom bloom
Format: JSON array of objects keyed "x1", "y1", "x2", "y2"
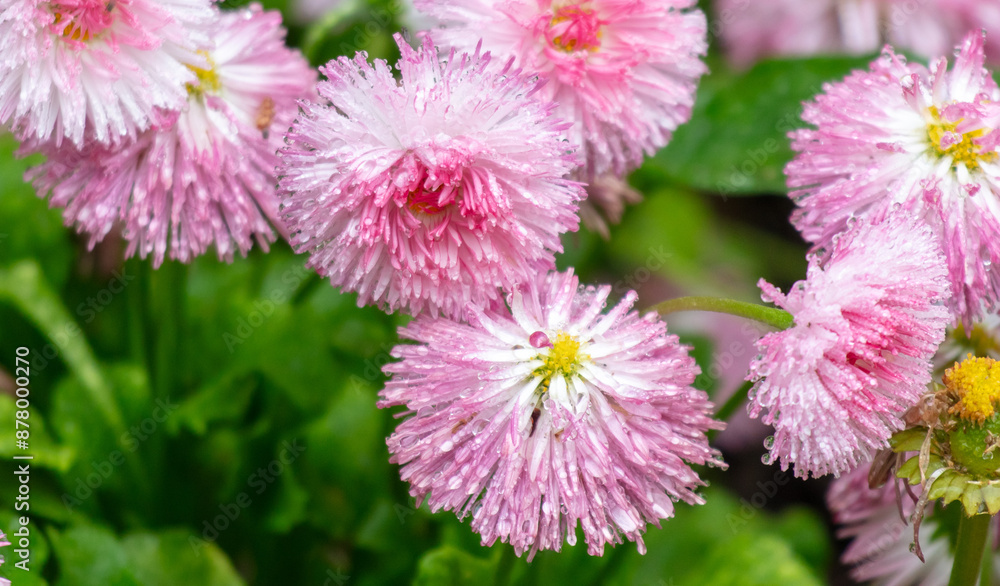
[
  {"x1": 0, "y1": 0, "x2": 214, "y2": 148},
  {"x1": 278, "y1": 36, "x2": 583, "y2": 318},
  {"x1": 416, "y1": 0, "x2": 707, "y2": 177},
  {"x1": 748, "y1": 214, "x2": 950, "y2": 479},
  {"x1": 787, "y1": 33, "x2": 1000, "y2": 326},
  {"x1": 379, "y1": 270, "x2": 725, "y2": 559},
  {"x1": 25, "y1": 4, "x2": 315, "y2": 266}
]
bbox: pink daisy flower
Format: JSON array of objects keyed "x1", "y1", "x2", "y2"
[
  {"x1": 416, "y1": 0, "x2": 708, "y2": 177},
  {"x1": 278, "y1": 35, "x2": 583, "y2": 318},
  {"x1": 25, "y1": 4, "x2": 315, "y2": 266},
  {"x1": 379, "y1": 270, "x2": 725, "y2": 559},
  {"x1": 748, "y1": 214, "x2": 950, "y2": 479},
  {"x1": 788, "y1": 33, "x2": 1000, "y2": 326},
  {"x1": 0, "y1": 0, "x2": 214, "y2": 147}
]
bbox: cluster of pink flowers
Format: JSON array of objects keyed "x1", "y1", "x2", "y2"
[
  {"x1": 4, "y1": 0, "x2": 315, "y2": 266},
  {"x1": 7, "y1": 0, "x2": 1000, "y2": 574},
  {"x1": 746, "y1": 32, "x2": 1000, "y2": 484},
  {"x1": 0, "y1": 0, "x2": 724, "y2": 560},
  {"x1": 763, "y1": 29, "x2": 1000, "y2": 582}
]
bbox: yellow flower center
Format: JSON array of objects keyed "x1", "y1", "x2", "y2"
[
  {"x1": 186, "y1": 51, "x2": 222, "y2": 97},
  {"x1": 533, "y1": 332, "x2": 587, "y2": 390},
  {"x1": 926, "y1": 106, "x2": 997, "y2": 171},
  {"x1": 547, "y1": 4, "x2": 603, "y2": 53},
  {"x1": 945, "y1": 354, "x2": 1000, "y2": 424}
]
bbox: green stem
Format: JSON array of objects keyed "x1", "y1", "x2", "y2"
[
  {"x1": 950, "y1": 513, "x2": 992, "y2": 586},
  {"x1": 651, "y1": 296, "x2": 793, "y2": 330},
  {"x1": 981, "y1": 519, "x2": 993, "y2": 586},
  {"x1": 152, "y1": 261, "x2": 185, "y2": 401},
  {"x1": 126, "y1": 258, "x2": 149, "y2": 369},
  {"x1": 708, "y1": 380, "x2": 753, "y2": 441}
]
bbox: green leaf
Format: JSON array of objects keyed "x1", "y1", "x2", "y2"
[
  {"x1": 50, "y1": 364, "x2": 154, "y2": 511},
  {"x1": 49, "y1": 524, "x2": 141, "y2": 586},
  {"x1": 121, "y1": 530, "x2": 244, "y2": 586},
  {"x1": 648, "y1": 55, "x2": 876, "y2": 195},
  {"x1": 683, "y1": 533, "x2": 824, "y2": 586},
  {"x1": 412, "y1": 545, "x2": 496, "y2": 586}
]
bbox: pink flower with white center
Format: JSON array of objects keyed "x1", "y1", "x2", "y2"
[
  {"x1": 24, "y1": 4, "x2": 315, "y2": 266},
  {"x1": 0, "y1": 0, "x2": 214, "y2": 148},
  {"x1": 278, "y1": 35, "x2": 583, "y2": 318},
  {"x1": 416, "y1": 0, "x2": 708, "y2": 177},
  {"x1": 788, "y1": 33, "x2": 1000, "y2": 326},
  {"x1": 379, "y1": 270, "x2": 725, "y2": 559},
  {"x1": 748, "y1": 214, "x2": 950, "y2": 479}
]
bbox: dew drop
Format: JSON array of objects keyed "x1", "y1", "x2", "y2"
[
  {"x1": 529, "y1": 331, "x2": 552, "y2": 348},
  {"x1": 763, "y1": 435, "x2": 775, "y2": 450},
  {"x1": 761, "y1": 453, "x2": 773, "y2": 465}
]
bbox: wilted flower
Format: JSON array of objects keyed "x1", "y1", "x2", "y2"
[
  {"x1": 828, "y1": 462, "x2": 961, "y2": 585},
  {"x1": 379, "y1": 269, "x2": 725, "y2": 558},
  {"x1": 748, "y1": 213, "x2": 950, "y2": 478},
  {"x1": 787, "y1": 32, "x2": 1000, "y2": 325},
  {"x1": 278, "y1": 35, "x2": 583, "y2": 318},
  {"x1": 578, "y1": 174, "x2": 642, "y2": 239},
  {"x1": 417, "y1": 0, "x2": 708, "y2": 177},
  {"x1": 0, "y1": 0, "x2": 213, "y2": 147},
  {"x1": 25, "y1": 4, "x2": 315, "y2": 266}
]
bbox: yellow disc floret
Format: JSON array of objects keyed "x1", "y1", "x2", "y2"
[
  {"x1": 186, "y1": 51, "x2": 222, "y2": 97},
  {"x1": 927, "y1": 105, "x2": 997, "y2": 171},
  {"x1": 533, "y1": 332, "x2": 587, "y2": 391},
  {"x1": 945, "y1": 354, "x2": 1000, "y2": 424}
]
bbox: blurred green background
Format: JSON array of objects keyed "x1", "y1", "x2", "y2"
[{"x1": 0, "y1": 0, "x2": 926, "y2": 584}]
